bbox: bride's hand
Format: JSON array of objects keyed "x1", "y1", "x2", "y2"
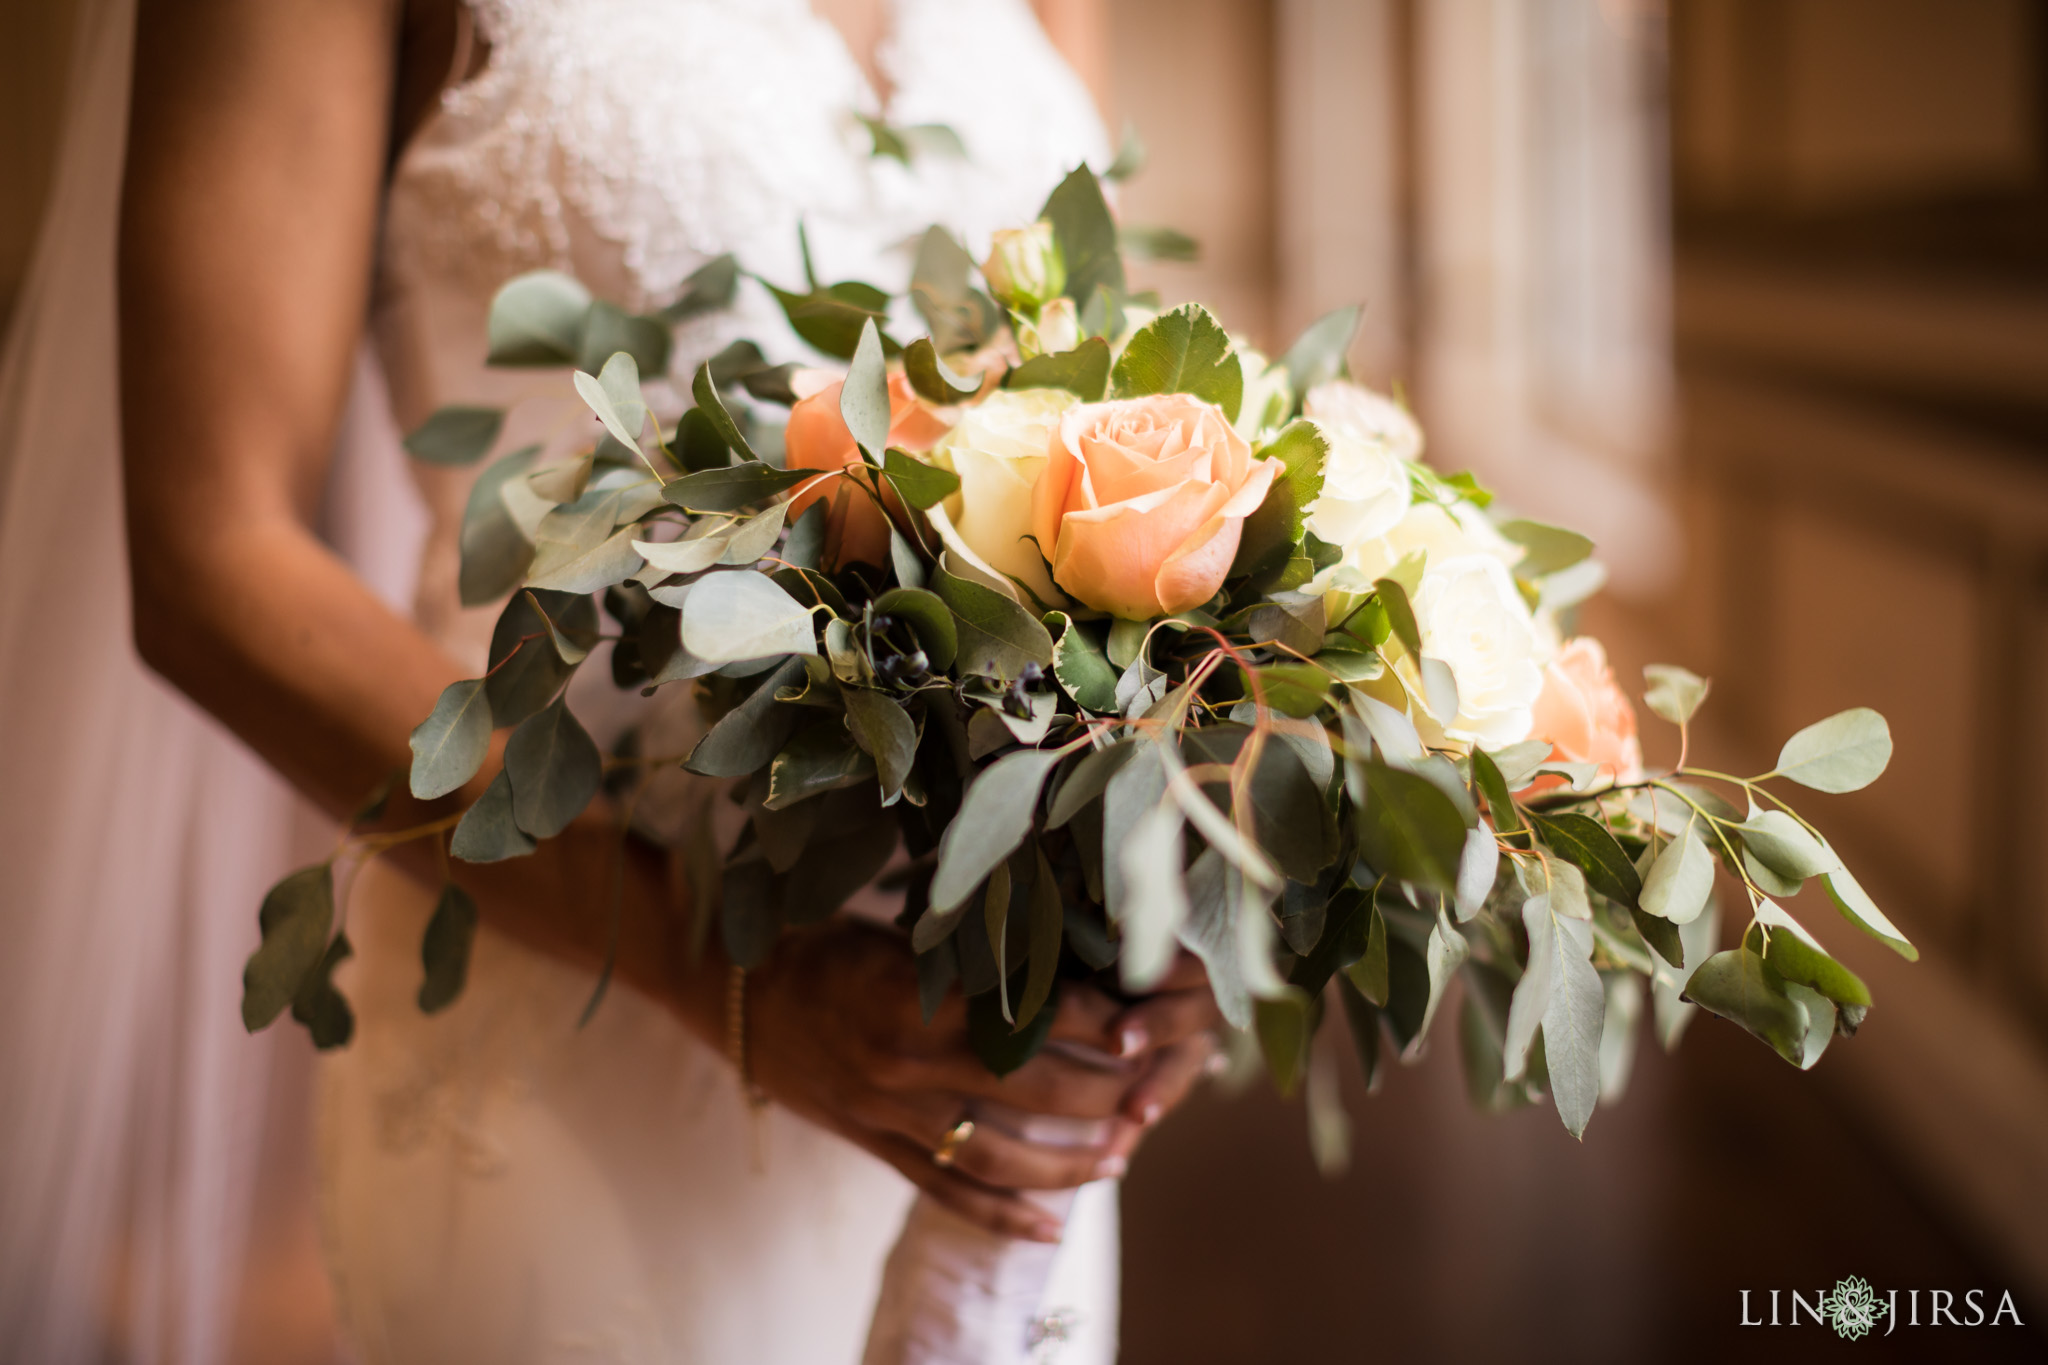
[{"x1": 738, "y1": 919, "x2": 1210, "y2": 1241}]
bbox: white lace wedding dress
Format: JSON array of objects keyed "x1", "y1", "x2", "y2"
[{"x1": 316, "y1": 3, "x2": 1117, "y2": 1362}]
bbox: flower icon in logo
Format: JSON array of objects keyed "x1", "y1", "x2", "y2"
[{"x1": 1821, "y1": 1276, "x2": 1885, "y2": 1341}]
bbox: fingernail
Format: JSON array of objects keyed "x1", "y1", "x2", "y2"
[
  {"x1": 1140, "y1": 1102, "x2": 1163, "y2": 1126},
  {"x1": 1119, "y1": 1026, "x2": 1148, "y2": 1057},
  {"x1": 1031, "y1": 1220, "x2": 1065, "y2": 1243},
  {"x1": 1095, "y1": 1154, "x2": 1127, "y2": 1179}
]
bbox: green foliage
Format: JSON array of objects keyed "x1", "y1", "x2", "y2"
[
  {"x1": 408, "y1": 678, "x2": 492, "y2": 801},
  {"x1": 1772, "y1": 708, "x2": 1893, "y2": 793},
  {"x1": 1684, "y1": 946, "x2": 1809, "y2": 1065},
  {"x1": 487, "y1": 271, "x2": 592, "y2": 366},
  {"x1": 1045, "y1": 612, "x2": 1119, "y2": 713},
  {"x1": 840, "y1": 319, "x2": 892, "y2": 462},
  {"x1": 1278, "y1": 305, "x2": 1360, "y2": 398},
  {"x1": 659, "y1": 253, "x2": 740, "y2": 324},
  {"x1": 932, "y1": 567, "x2": 1054, "y2": 680},
  {"x1": 661, "y1": 461, "x2": 811, "y2": 512},
  {"x1": 841, "y1": 688, "x2": 916, "y2": 805},
  {"x1": 458, "y1": 446, "x2": 539, "y2": 606},
  {"x1": 1497, "y1": 519, "x2": 1594, "y2": 577},
  {"x1": 417, "y1": 883, "x2": 479, "y2": 1014},
  {"x1": 926, "y1": 744, "x2": 1074, "y2": 922},
  {"x1": 1642, "y1": 663, "x2": 1709, "y2": 726},
  {"x1": 910, "y1": 227, "x2": 1001, "y2": 354},
  {"x1": 1528, "y1": 812, "x2": 1643, "y2": 912},
  {"x1": 242, "y1": 866, "x2": 335, "y2": 1032},
  {"x1": 505, "y1": 698, "x2": 602, "y2": 838},
  {"x1": 903, "y1": 337, "x2": 982, "y2": 403},
  {"x1": 451, "y1": 770, "x2": 537, "y2": 862},
  {"x1": 404, "y1": 406, "x2": 505, "y2": 466},
  {"x1": 1356, "y1": 760, "x2": 1466, "y2": 892},
  {"x1": 1040, "y1": 166, "x2": 1125, "y2": 308},
  {"x1": 1004, "y1": 336, "x2": 1111, "y2": 401},
  {"x1": 1109, "y1": 303, "x2": 1244, "y2": 422},
  {"x1": 1230, "y1": 420, "x2": 1328, "y2": 582},
  {"x1": 882, "y1": 448, "x2": 961, "y2": 509},
  {"x1": 1119, "y1": 225, "x2": 1199, "y2": 263}
]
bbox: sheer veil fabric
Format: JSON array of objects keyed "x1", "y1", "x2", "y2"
[{"x1": 0, "y1": 1, "x2": 1115, "y2": 1361}]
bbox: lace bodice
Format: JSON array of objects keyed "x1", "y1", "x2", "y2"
[{"x1": 375, "y1": 0, "x2": 1108, "y2": 660}]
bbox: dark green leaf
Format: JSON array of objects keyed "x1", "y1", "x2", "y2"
[
  {"x1": 872, "y1": 586, "x2": 958, "y2": 672},
  {"x1": 458, "y1": 445, "x2": 539, "y2": 606},
  {"x1": 926, "y1": 745, "x2": 1071, "y2": 921},
  {"x1": 242, "y1": 866, "x2": 335, "y2": 1031},
  {"x1": 1631, "y1": 905, "x2": 1686, "y2": 970},
  {"x1": 576, "y1": 300, "x2": 670, "y2": 378},
  {"x1": 1278, "y1": 305, "x2": 1360, "y2": 397},
  {"x1": 451, "y1": 769, "x2": 538, "y2": 862},
  {"x1": 1119, "y1": 224, "x2": 1199, "y2": 263},
  {"x1": 1254, "y1": 989, "x2": 1314, "y2": 1098},
  {"x1": 1356, "y1": 761, "x2": 1467, "y2": 893},
  {"x1": 290, "y1": 931, "x2": 354, "y2": 1050},
  {"x1": 504, "y1": 697, "x2": 602, "y2": 838},
  {"x1": 1110, "y1": 303, "x2": 1243, "y2": 421},
  {"x1": 685, "y1": 658, "x2": 807, "y2": 777},
  {"x1": 842, "y1": 688, "x2": 917, "y2": 804},
  {"x1": 932, "y1": 566, "x2": 1054, "y2": 680},
  {"x1": 1529, "y1": 812, "x2": 1643, "y2": 911},
  {"x1": 486, "y1": 270, "x2": 591, "y2": 366},
  {"x1": 690, "y1": 360, "x2": 758, "y2": 462},
  {"x1": 1745, "y1": 905, "x2": 1872, "y2": 1009},
  {"x1": 1046, "y1": 740, "x2": 1136, "y2": 828},
  {"x1": 484, "y1": 589, "x2": 596, "y2": 727},
  {"x1": 661, "y1": 462, "x2": 811, "y2": 512},
  {"x1": 1345, "y1": 890, "x2": 1390, "y2": 1006},
  {"x1": 1683, "y1": 946, "x2": 1810, "y2": 1065},
  {"x1": 408, "y1": 678, "x2": 493, "y2": 800},
  {"x1": 903, "y1": 336, "x2": 982, "y2": 403},
  {"x1": 1016, "y1": 842, "x2": 1064, "y2": 1031},
  {"x1": 1040, "y1": 166, "x2": 1125, "y2": 307},
  {"x1": 1229, "y1": 419, "x2": 1327, "y2": 580},
  {"x1": 766, "y1": 280, "x2": 898, "y2": 361},
  {"x1": 783, "y1": 501, "x2": 828, "y2": 571},
  {"x1": 1341, "y1": 974, "x2": 1386, "y2": 1094},
  {"x1": 765, "y1": 718, "x2": 875, "y2": 810},
  {"x1": 1239, "y1": 662, "x2": 1332, "y2": 719},
  {"x1": 883, "y1": 447, "x2": 961, "y2": 509},
  {"x1": 417, "y1": 883, "x2": 480, "y2": 1013},
  {"x1": 909, "y1": 226, "x2": 1000, "y2": 354},
  {"x1": 1822, "y1": 863, "x2": 1917, "y2": 961},
  {"x1": 660, "y1": 252, "x2": 740, "y2": 324},
  {"x1": 1470, "y1": 746, "x2": 1523, "y2": 835},
  {"x1": 1375, "y1": 577, "x2": 1422, "y2": 657},
  {"x1": 969, "y1": 976, "x2": 1060, "y2": 1076},
  {"x1": 674, "y1": 407, "x2": 730, "y2": 472},
  {"x1": 1003, "y1": 336, "x2": 1112, "y2": 401},
  {"x1": 404, "y1": 405, "x2": 504, "y2": 466}
]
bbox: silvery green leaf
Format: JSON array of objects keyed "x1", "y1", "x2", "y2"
[
  {"x1": 634, "y1": 526, "x2": 734, "y2": 576},
  {"x1": 1119, "y1": 802, "x2": 1190, "y2": 991},
  {"x1": 403, "y1": 405, "x2": 504, "y2": 466},
  {"x1": 1349, "y1": 690, "x2": 1423, "y2": 764},
  {"x1": 659, "y1": 252, "x2": 740, "y2": 324},
  {"x1": 1272, "y1": 715, "x2": 1335, "y2": 792},
  {"x1": 576, "y1": 302, "x2": 671, "y2": 379},
  {"x1": 925, "y1": 744, "x2": 1076, "y2": 924},
  {"x1": 932, "y1": 567, "x2": 1053, "y2": 681},
  {"x1": 1040, "y1": 165, "x2": 1125, "y2": 307},
  {"x1": 1418, "y1": 656, "x2": 1459, "y2": 726},
  {"x1": 1642, "y1": 663, "x2": 1710, "y2": 726},
  {"x1": 408, "y1": 678, "x2": 492, "y2": 800},
  {"x1": 1822, "y1": 860, "x2": 1917, "y2": 960},
  {"x1": 1109, "y1": 303, "x2": 1244, "y2": 422},
  {"x1": 840, "y1": 319, "x2": 891, "y2": 462},
  {"x1": 1540, "y1": 903, "x2": 1605, "y2": 1137},
  {"x1": 683, "y1": 658, "x2": 806, "y2": 777},
  {"x1": 1497, "y1": 519, "x2": 1594, "y2": 576},
  {"x1": 1046, "y1": 740, "x2": 1137, "y2": 828},
  {"x1": 1682, "y1": 945, "x2": 1808, "y2": 1065},
  {"x1": 1116, "y1": 650, "x2": 1168, "y2": 719},
  {"x1": 1103, "y1": 740, "x2": 1169, "y2": 923},
  {"x1": 1744, "y1": 846, "x2": 1803, "y2": 898},
  {"x1": 484, "y1": 589, "x2": 596, "y2": 726},
  {"x1": 888, "y1": 525, "x2": 928, "y2": 591},
  {"x1": 572, "y1": 352, "x2": 647, "y2": 454},
  {"x1": 416, "y1": 883, "x2": 479, "y2": 1014},
  {"x1": 450, "y1": 770, "x2": 537, "y2": 863},
  {"x1": 504, "y1": 698, "x2": 602, "y2": 838},
  {"x1": 1735, "y1": 807, "x2": 1839, "y2": 882},
  {"x1": 1640, "y1": 824, "x2": 1713, "y2": 924},
  {"x1": 1485, "y1": 740, "x2": 1553, "y2": 790},
  {"x1": 1773, "y1": 707, "x2": 1892, "y2": 793},
  {"x1": 535, "y1": 484, "x2": 627, "y2": 554},
  {"x1": 525, "y1": 525, "x2": 645, "y2": 594},
  {"x1": 1454, "y1": 822, "x2": 1499, "y2": 922},
  {"x1": 991, "y1": 690, "x2": 1058, "y2": 747},
  {"x1": 1502, "y1": 895, "x2": 1555, "y2": 1082},
  {"x1": 1278, "y1": 304, "x2": 1360, "y2": 396},
  {"x1": 527, "y1": 452, "x2": 593, "y2": 505},
  {"x1": 1534, "y1": 760, "x2": 1604, "y2": 792},
  {"x1": 241, "y1": 866, "x2": 335, "y2": 1031},
  {"x1": 458, "y1": 445, "x2": 539, "y2": 606},
  {"x1": 1546, "y1": 858, "x2": 1592, "y2": 921},
  {"x1": 841, "y1": 688, "x2": 916, "y2": 805},
  {"x1": 1599, "y1": 972, "x2": 1644, "y2": 1101},
  {"x1": 1653, "y1": 894, "x2": 1719, "y2": 1050},
  {"x1": 680, "y1": 570, "x2": 818, "y2": 663},
  {"x1": 1784, "y1": 981, "x2": 1837, "y2": 1070},
  {"x1": 883, "y1": 448, "x2": 962, "y2": 510},
  {"x1": 1178, "y1": 850, "x2": 1251, "y2": 1029},
  {"x1": 1315, "y1": 647, "x2": 1381, "y2": 682},
  {"x1": 1410, "y1": 909, "x2": 1470, "y2": 1056},
  {"x1": 486, "y1": 270, "x2": 591, "y2": 366},
  {"x1": 903, "y1": 336, "x2": 981, "y2": 403},
  {"x1": 719, "y1": 502, "x2": 790, "y2": 565}
]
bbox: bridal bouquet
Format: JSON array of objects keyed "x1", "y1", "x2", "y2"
[{"x1": 242, "y1": 165, "x2": 1913, "y2": 1361}]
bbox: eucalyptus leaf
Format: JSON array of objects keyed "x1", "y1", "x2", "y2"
[
  {"x1": 909, "y1": 226, "x2": 1000, "y2": 354},
  {"x1": 1735, "y1": 808, "x2": 1839, "y2": 882},
  {"x1": 458, "y1": 445, "x2": 539, "y2": 606},
  {"x1": 1119, "y1": 224, "x2": 1199, "y2": 263},
  {"x1": 1498, "y1": 519, "x2": 1594, "y2": 576},
  {"x1": 690, "y1": 359, "x2": 758, "y2": 462},
  {"x1": 1643, "y1": 664, "x2": 1710, "y2": 727},
  {"x1": 883, "y1": 447, "x2": 961, "y2": 509},
  {"x1": 1278, "y1": 305, "x2": 1360, "y2": 396},
  {"x1": 719, "y1": 502, "x2": 791, "y2": 565},
  {"x1": 403, "y1": 405, "x2": 505, "y2": 467},
  {"x1": 576, "y1": 302, "x2": 670, "y2": 379},
  {"x1": 634, "y1": 528, "x2": 735, "y2": 576},
  {"x1": 572, "y1": 352, "x2": 648, "y2": 454},
  {"x1": 842, "y1": 688, "x2": 917, "y2": 804},
  {"x1": 504, "y1": 698, "x2": 602, "y2": 838},
  {"x1": 1254, "y1": 990, "x2": 1314, "y2": 1098},
  {"x1": 1470, "y1": 746, "x2": 1524, "y2": 834},
  {"x1": 660, "y1": 252, "x2": 740, "y2": 324},
  {"x1": 840, "y1": 319, "x2": 891, "y2": 462},
  {"x1": 407, "y1": 678, "x2": 493, "y2": 800},
  {"x1": 1748, "y1": 901, "x2": 1872, "y2": 1009},
  {"x1": 1040, "y1": 166, "x2": 1125, "y2": 307},
  {"x1": 680, "y1": 570, "x2": 818, "y2": 663},
  {"x1": 782, "y1": 501, "x2": 828, "y2": 571},
  {"x1": 661, "y1": 462, "x2": 810, "y2": 512},
  {"x1": 1374, "y1": 577, "x2": 1422, "y2": 657},
  {"x1": 416, "y1": 883, "x2": 479, "y2": 1013},
  {"x1": 932, "y1": 566, "x2": 1053, "y2": 680},
  {"x1": 1418, "y1": 657, "x2": 1460, "y2": 726},
  {"x1": 1103, "y1": 120, "x2": 1147, "y2": 181},
  {"x1": 450, "y1": 770, "x2": 536, "y2": 862},
  {"x1": 1015, "y1": 843, "x2": 1064, "y2": 1031},
  {"x1": 485, "y1": 589, "x2": 597, "y2": 727},
  {"x1": 1455, "y1": 822, "x2": 1500, "y2": 921},
  {"x1": 287, "y1": 931, "x2": 354, "y2": 1050},
  {"x1": 241, "y1": 866, "x2": 335, "y2": 1031},
  {"x1": 765, "y1": 719, "x2": 875, "y2": 809},
  {"x1": 903, "y1": 336, "x2": 982, "y2": 403},
  {"x1": 873, "y1": 586, "x2": 958, "y2": 671},
  {"x1": 486, "y1": 270, "x2": 592, "y2": 366},
  {"x1": 1683, "y1": 946, "x2": 1809, "y2": 1065},
  {"x1": 1529, "y1": 812, "x2": 1642, "y2": 911},
  {"x1": 685, "y1": 658, "x2": 806, "y2": 777},
  {"x1": 1356, "y1": 760, "x2": 1466, "y2": 892},
  {"x1": 926, "y1": 743, "x2": 1076, "y2": 919},
  {"x1": 1119, "y1": 802, "x2": 1191, "y2": 990},
  {"x1": 1045, "y1": 611, "x2": 1118, "y2": 713},
  {"x1": 1046, "y1": 740, "x2": 1136, "y2": 828},
  {"x1": 524, "y1": 525, "x2": 645, "y2": 594},
  {"x1": 1772, "y1": 707, "x2": 1892, "y2": 793},
  {"x1": 1822, "y1": 861, "x2": 1917, "y2": 960},
  {"x1": 1109, "y1": 303, "x2": 1243, "y2": 422},
  {"x1": 1640, "y1": 824, "x2": 1713, "y2": 924},
  {"x1": 1004, "y1": 336, "x2": 1111, "y2": 401}
]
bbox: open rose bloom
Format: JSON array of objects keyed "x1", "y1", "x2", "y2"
[
  {"x1": 1030, "y1": 394, "x2": 1279, "y2": 619},
  {"x1": 1529, "y1": 636, "x2": 1644, "y2": 783}
]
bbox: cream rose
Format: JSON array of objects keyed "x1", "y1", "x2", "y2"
[
  {"x1": 1014, "y1": 297, "x2": 1081, "y2": 360},
  {"x1": 982, "y1": 222, "x2": 1065, "y2": 311},
  {"x1": 1304, "y1": 378, "x2": 1424, "y2": 462},
  {"x1": 1304, "y1": 422, "x2": 1412, "y2": 550},
  {"x1": 930, "y1": 388, "x2": 1077, "y2": 602},
  {"x1": 1408, "y1": 553, "x2": 1546, "y2": 748},
  {"x1": 1030, "y1": 394, "x2": 1280, "y2": 620}
]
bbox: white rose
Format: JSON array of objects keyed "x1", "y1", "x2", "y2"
[
  {"x1": 1304, "y1": 379, "x2": 1424, "y2": 463},
  {"x1": 1303, "y1": 422, "x2": 1411, "y2": 550},
  {"x1": 1406, "y1": 553, "x2": 1545, "y2": 749},
  {"x1": 929, "y1": 388, "x2": 1077, "y2": 602},
  {"x1": 1315, "y1": 500, "x2": 1522, "y2": 596},
  {"x1": 982, "y1": 222, "x2": 1065, "y2": 311},
  {"x1": 1232, "y1": 345, "x2": 1294, "y2": 441}
]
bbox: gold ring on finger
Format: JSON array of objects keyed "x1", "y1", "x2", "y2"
[{"x1": 932, "y1": 1118, "x2": 975, "y2": 1169}]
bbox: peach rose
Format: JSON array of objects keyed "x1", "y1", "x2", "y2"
[
  {"x1": 1030, "y1": 394, "x2": 1280, "y2": 620},
  {"x1": 784, "y1": 374, "x2": 952, "y2": 569},
  {"x1": 1529, "y1": 637, "x2": 1642, "y2": 783}
]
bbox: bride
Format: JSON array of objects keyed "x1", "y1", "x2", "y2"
[{"x1": 0, "y1": 0, "x2": 1221, "y2": 1359}]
